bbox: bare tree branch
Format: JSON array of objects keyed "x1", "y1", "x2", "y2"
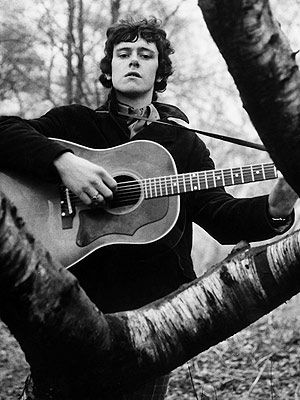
[
  {"x1": 197, "y1": 0, "x2": 300, "y2": 195},
  {"x1": 0, "y1": 191, "x2": 299, "y2": 398}
]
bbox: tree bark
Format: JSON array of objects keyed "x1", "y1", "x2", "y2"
[
  {"x1": 197, "y1": 0, "x2": 300, "y2": 194},
  {"x1": 110, "y1": 0, "x2": 121, "y2": 25},
  {"x1": 66, "y1": 0, "x2": 75, "y2": 104},
  {"x1": 1, "y1": 192, "x2": 300, "y2": 399},
  {"x1": 75, "y1": 0, "x2": 84, "y2": 104}
]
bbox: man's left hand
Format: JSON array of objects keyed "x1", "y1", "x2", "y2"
[{"x1": 268, "y1": 175, "x2": 298, "y2": 218}]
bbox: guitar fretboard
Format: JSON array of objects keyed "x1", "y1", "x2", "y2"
[{"x1": 143, "y1": 163, "x2": 277, "y2": 199}]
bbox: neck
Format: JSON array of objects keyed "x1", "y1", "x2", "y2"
[{"x1": 114, "y1": 90, "x2": 153, "y2": 109}]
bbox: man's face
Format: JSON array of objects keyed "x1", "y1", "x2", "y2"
[{"x1": 111, "y1": 38, "x2": 159, "y2": 100}]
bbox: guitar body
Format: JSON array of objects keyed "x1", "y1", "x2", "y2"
[{"x1": 0, "y1": 140, "x2": 180, "y2": 268}]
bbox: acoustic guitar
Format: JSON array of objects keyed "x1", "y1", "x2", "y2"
[{"x1": 0, "y1": 139, "x2": 277, "y2": 268}]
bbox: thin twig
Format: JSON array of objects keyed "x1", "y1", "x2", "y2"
[{"x1": 248, "y1": 359, "x2": 269, "y2": 396}]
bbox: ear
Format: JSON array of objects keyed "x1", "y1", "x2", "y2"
[
  {"x1": 105, "y1": 74, "x2": 112, "y2": 80},
  {"x1": 156, "y1": 76, "x2": 163, "y2": 83}
]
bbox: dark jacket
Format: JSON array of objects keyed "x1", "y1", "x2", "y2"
[{"x1": 0, "y1": 100, "x2": 289, "y2": 312}]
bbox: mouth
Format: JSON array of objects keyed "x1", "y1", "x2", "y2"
[{"x1": 125, "y1": 72, "x2": 141, "y2": 78}]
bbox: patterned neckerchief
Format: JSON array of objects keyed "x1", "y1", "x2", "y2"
[{"x1": 118, "y1": 102, "x2": 160, "y2": 138}]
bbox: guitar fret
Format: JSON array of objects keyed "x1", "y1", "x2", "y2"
[
  {"x1": 265, "y1": 164, "x2": 277, "y2": 179},
  {"x1": 240, "y1": 167, "x2": 244, "y2": 183},
  {"x1": 222, "y1": 168, "x2": 233, "y2": 186},
  {"x1": 214, "y1": 170, "x2": 224, "y2": 187},
  {"x1": 250, "y1": 166, "x2": 255, "y2": 182},
  {"x1": 188, "y1": 174, "x2": 192, "y2": 191},
  {"x1": 198, "y1": 172, "x2": 207, "y2": 190},
  {"x1": 212, "y1": 171, "x2": 216, "y2": 187},
  {"x1": 192, "y1": 173, "x2": 197, "y2": 191},
  {"x1": 206, "y1": 171, "x2": 215, "y2": 188},
  {"x1": 162, "y1": 176, "x2": 166, "y2": 196},
  {"x1": 250, "y1": 165, "x2": 254, "y2": 182},
  {"x1": 262, "y1": 165, "x2": 266, "y2": 180},
  {"x1": 196, "y1": 172, "x2": 201, "y2": 190},
  {"x1": 191, "y1": 173, "x2": 198, "y2": 191},
  {"x1": 156, "y1": 177, "x2": 164, "y2": 197},
  {"x1": 167, "y1": 176, "x2": 172, "y2": 195},
  {"x1": 242, "y1": 166, "x2": 252, "y2": 183},
  {"x1": 230, "y1": 168, "x2": 234, "y2": 185},
  {"x1": 204, "y1": 171, "x2": 208, "y2": 189},
  {"x1": 163, "y1": 176, "x2": 168, "y2": 195},
  {"x1": 182, "y1": 175, "x2": 187, "y2": 192},
  {"x1": 159, "y1": 177, "x2": 163, "y2": 196},
  {"x1": 159, "y1": 176, "x2": 163, "y2": 196},
  {"x1": 232, "y1": 167, "x2": 242, "y2": 185},
  {"x1": 174, "y1": 176, "x2": 178, "y2": 193},
  {"x1": 158, "y1": 177, "x2": 162, "y2": 196},
  {"x1": 252, "y1": 165, "x2": 263, "y2": 181},
  {"x1": 262, "y1": 166, "x2": 266, "y2": 179},
  {"x1": 154, "y1": 178, "x2": 158, "y2": 197},
  {"x1": 183, "y1": 175, "x2": 188, "y2": 192},
  {"x1": 149, "y1": 178, "x2": 153, "y2": 198},
  {"x1": 172, "y1": 176, "x2": 179, "y2": 194},
  {"x1": 177, "y1": 176, "x2": 182, "y2": 192},
  {"x1": 143, "y1": 163, "x2": 277, "y2": 199}
]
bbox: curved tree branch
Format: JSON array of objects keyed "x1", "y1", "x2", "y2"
[
  {"x1": 1, "y1": 192, "x2": 300, "y2": 399},
  {"x1": 197, "y1": 0, "x2": 300, "y2": 194}
]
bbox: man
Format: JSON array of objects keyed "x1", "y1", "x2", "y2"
[{"x1": 0, "y1": 17, "x2": 298, "y2": 400}]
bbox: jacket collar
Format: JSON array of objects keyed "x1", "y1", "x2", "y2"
[
  {"x1": 95, "y1": 91, "x2": 189, "y2": 124},
  {"x1": 152, "y1": 102, "x2": 189, "y2": 124}
]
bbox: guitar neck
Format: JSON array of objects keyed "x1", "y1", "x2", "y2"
[{"x1": 143, "y1": 162, "x2": 277, "y2": 199}]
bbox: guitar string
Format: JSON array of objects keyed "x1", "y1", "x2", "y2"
[
  {"x1": 111, "y1": 162, "x2": 276, "y2": 192},
  {"x1": 67, "y1": 168, "x2": 277, "y2": 204},
  {"x1": 66, "y1": 162, "x2": 276, "y2": 199},
  {"x1": 66, "y1": 165, "x2": 276, "y2": 198},
  {"x1": 65, "y1": 166, "x2": 277, "y2": 207}
]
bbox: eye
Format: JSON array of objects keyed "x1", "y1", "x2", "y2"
[
  {"x1": 118, "y1": 53, "x2": 129, "y2": 58},
  {"x1": 140, "y1": 53, "x2": 153, "y2": 59}
]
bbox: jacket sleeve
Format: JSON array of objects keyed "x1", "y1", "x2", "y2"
[
  {"x1": 186, "y1": 135, "x2": 293, "y2": 244},
  {"x1": 0, "y1": 109, "x2": 72, "y2": 181}
]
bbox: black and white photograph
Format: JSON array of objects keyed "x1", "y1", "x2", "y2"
[{"x1": 0, "y1": 1, "x2": 300, "y2": 399}]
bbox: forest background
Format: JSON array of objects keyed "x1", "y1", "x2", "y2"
[{"x1": 0, "y1": 0, "x2": 299, "y2": 398}]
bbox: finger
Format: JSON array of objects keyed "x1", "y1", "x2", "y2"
[
  {"x1": 78, "y1": 191, "x2": 92, "y2": 205},
  {"x1": 98, "y1": 170, "x2": 117, "y2": 192},
  {"x1": 103, "y1": 175, "x2": 118, "y2": 192},
  {"x1": 94, "y1": 181, "x2": 114, "y2": 201},
  {"x1": 85, "y1": 188, "x2": 106, "y2": 205}
]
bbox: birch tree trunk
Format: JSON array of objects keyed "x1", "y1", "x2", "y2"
[
  {"x1": 75, "y1": 0, "x2": 84, "y2": 104},
  {"x1": 197, "y1": 0, "x2": 300, "y2": 194},
  {"x1": 66, "y1": 0, "x2": 75, "y2": 104},
  {"x1": 111, "y1": 0, "x2": 121, "y2": 25}
]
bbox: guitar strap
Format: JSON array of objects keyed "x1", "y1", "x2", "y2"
[{"x1": 116, "y1": 111, "x2": 267, "y2": 152}]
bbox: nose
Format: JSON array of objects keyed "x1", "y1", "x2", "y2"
[{"x1": 129, "y1": 58, "x2": 139, "y2": 68}]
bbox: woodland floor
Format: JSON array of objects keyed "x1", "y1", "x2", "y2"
[{"x1": 0, "y1": 294, "x2": 299, "y2": 400}]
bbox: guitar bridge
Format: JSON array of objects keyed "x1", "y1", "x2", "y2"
[{"x1": 60, "y1": 186, "x2": 76, "y2": 229}]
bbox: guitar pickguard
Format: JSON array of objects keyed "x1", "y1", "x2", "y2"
[{"x1": 76, "y1": 197, "x2": 169, "y2": 247}]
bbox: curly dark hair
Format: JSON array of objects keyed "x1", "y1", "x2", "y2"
[{"x1": 99, "y1": 17, "x2": 174, "y2": 93}]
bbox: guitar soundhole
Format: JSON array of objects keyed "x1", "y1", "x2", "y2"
[{"x1": 108, "y1": 174, "x2": 142, "y2": 215}]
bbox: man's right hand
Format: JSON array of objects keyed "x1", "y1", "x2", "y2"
[{"x1": 53, "y1": 152, "x2": 117, "y2": 206}]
